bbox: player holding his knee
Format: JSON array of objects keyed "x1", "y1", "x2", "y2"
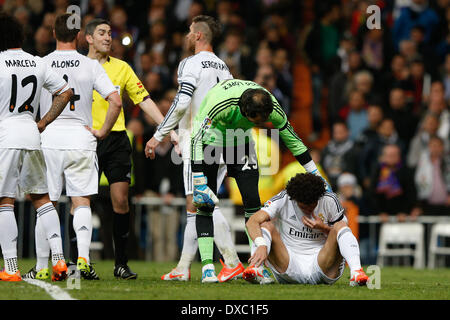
[
  {"x1": 245, "y1": 173, "x2": 368, "y2": 286},
  {"x1": 189, "y1": 80, "x2": 331, "y2": 283}
]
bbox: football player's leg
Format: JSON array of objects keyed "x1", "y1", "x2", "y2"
[
  {"x1": 72, "y1": 197, "x2": 92, "y2": 264},
  {"x1": 0, "y1": 197, "x2": 20, "y2": 279},
  {"x1": 195, "y1": 162, "x2": 219, "y2": 282},
  {"x1": 213, "y1": 163, "x2": 242, "y2": 280},
  {"x1": 318, "y1": 220, "x2": 367, "y2": 285},
  {"x1": 35, "y1": 215, "x2": 50, "y2": 272}
]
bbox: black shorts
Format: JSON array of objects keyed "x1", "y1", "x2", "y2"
[
  {"x1": 97, "y1": 130, "x2": 132, "y2": 184},
  {"x1": 192, "y1": 142, "x2": 261, "y2": 217}
]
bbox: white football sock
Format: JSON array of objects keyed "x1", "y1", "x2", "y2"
[
  {"x1": 35, "y1": 202, "x2": 64, "y2": 266},
  {"x1": 0, "y1": 205, "x2": 19, "y2": 274},
  {"x1": 73, "y1": 206, "x2": 92, "y2": 264},
  {"x1": 177, "y1": 212, "x2": 198, "y2": 270},
  {"x1": 337, "y1": 226, "x2": 362, "y2": 273},
  {"x1": 213, "y1": 207, "x2": 240, "y2": 268},
  {"x1": 35, "y1": 216, "x2": 50, "y2": 271},
  {"x1": 250, "y1": 227, "x2": 272, "y2": 257}
]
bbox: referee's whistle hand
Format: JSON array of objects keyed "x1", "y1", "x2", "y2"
[{"x1": 145, "y1": 137, "x2": 159, "y2": 159}]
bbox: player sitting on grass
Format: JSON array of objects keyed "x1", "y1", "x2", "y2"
[{"x1": 244, "y1": 173, "x2": 368, "y2": 286}]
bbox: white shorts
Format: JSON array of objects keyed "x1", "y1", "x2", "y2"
[
  {"x1": 267, "y1": 248, "x2": 345, "y2": 285},
  {"x1": 183, "y1": 159, "x2": 227, "y2": 196},
  {"x1": 0, "y1": 148, "x2": 48, "y2": 197},
  {"x1": 42, "y1": 148, "x2": 98, "y2": 201}
]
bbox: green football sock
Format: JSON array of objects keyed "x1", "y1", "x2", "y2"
[{"x1": 198, "y1": 236, "x2": 214, "y2": 266}]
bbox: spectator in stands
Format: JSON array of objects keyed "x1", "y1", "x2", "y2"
[
  {"x1": 381, "y1": 54, "x2": 411, "y2": 104},
  {"x1": 320, "y1": 121, "x2": 359, "y2": 190},
  {"x1": 408, "y1": 58, "x2": 432, "y2": 115},
  {"x1": 356, "y1": 26, "x2": 393, "y2": 74},
  {"x1": 339, "y1": 90, "x2": 369, "y2": 142},
  {"x1": 218, "y1": 30, "x2": 254, "y2": 80},
  {"x1": 336, "y1": 172, "x2": 362, "y2": 239},
  {"x1": 360, "y1": 118, "x2": 406, "y2": 189},
  {"x1": 254, "y1": 64, "x2": 289, "y2": 114},
  {"x1": 399, "y1": 39, "x2": 420, "y2": 64},
  {"x1": 407, "y1": 113, "x2": 447, "y2": 168},
  {"x1": 272, "y1": 48, "x2": 293, "y2": 107},
  {"x1": 426, "y1": 81, "x2": 450, "y2": 140},
  {"x1": 30, "y1": 25, "x2": 54, "y2": 57},
  {"x1": 356, "y1": 104, "x2": 384, "y2": 148},
  {"x1": 352, "y1": 70, "x2": 378, "y2": 105},
  {"x1": 443, "y1": 53, "x2": 450, "y2": 104},
  {"x1": 414, "y1": 135, "x2": 450, "y2": 216},
  {"x1": 386, "y1": 87, "x2": 419, "y2": 149},
  {"x1": 393, "y1": 0, "x2": 440, "y2": 51},
  {"x1": 329, "y1": 50, "x2": 364, "y2": 124},
  {"x1": 369, "y1": 144, "x2": 417, "y2": 223}
]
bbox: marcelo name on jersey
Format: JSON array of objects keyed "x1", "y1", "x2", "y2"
[
  {"x1": 5, "y1": 59, "x2": 36, "y2": 67},
  {"x1": 200, "y1": 60, "x2": 228, "y2": 71}
]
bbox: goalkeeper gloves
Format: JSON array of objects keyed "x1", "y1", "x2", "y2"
[
  {"x1": 192, "y1": 172, "x2": 219, "y2": 208},
  {"x1": 311, "y1": 169, "x2": 333, "y2": 193}
]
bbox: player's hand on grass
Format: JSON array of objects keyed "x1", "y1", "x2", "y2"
[
  {"x1": 302, "y1": 214, "x2": 329, "y2": 233},
  {"x1": 192, "y1": 172, "x2": 219, "y2": 208},
  {"x1": 248, "y1": 246, "x2": 268, "y2": 268},
  {"x1": 145, "y1": 136, "x2": 160, "y2": 159},
  {"x1": 85, "y1": 125, "x2": 108, "y2": 140}
]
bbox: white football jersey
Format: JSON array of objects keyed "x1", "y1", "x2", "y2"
[
  {"x1": 262, "y1": 191, "x2": 345, "y2": 256},
  {"x1": 0, "y1": 49, "x2": 68, "y2": 150},
  {"x1": 39, "y1": 50, "x2": 116, "y2": 150},
  {"x1": 154, "y1": 51, "x2": 233, "y2": 159}
]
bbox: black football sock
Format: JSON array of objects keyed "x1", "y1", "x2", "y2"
[{"x1": 113, "y1": 211, "x2": 130, "y2": 266}]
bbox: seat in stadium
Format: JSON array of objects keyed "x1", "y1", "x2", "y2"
[
  {"x1": 377, "y1": 223, "x2": 425, "y2": 269},
  {"x1": 428, "y1": 223, "x2": 450, "y2": 269}
]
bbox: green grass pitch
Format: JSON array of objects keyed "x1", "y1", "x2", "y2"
[{"x1": 1, "y1": 259, "x2": 449, "y2": 300}]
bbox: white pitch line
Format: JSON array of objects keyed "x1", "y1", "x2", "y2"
[{"x1": 23, "y1": 278, "x2": 77, "y2": 300}]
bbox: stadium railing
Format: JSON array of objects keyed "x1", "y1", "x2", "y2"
[{"x1": 14, "y1": 196, "x2": 450, "y2": 265}]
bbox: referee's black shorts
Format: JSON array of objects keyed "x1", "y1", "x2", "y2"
[{"x1": 97, "y1": 130, "x2": 132, "y2": 184}]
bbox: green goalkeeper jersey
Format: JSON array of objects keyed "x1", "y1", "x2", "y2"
[{"x1": 190, "y1": 79, "x2": 308, "y2": 162}]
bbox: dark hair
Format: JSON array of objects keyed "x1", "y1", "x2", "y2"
[
  {"x1": 286, "y1": 173, "x2": 326, "y2": 205},
  {"x1": 192, "y1": 15, "x2": 222, "y2": 46},
  {"x1": 0, "y1": 12, "x2": 24, "y2": 51},
  {"x1": 239, "y1": 88, "x2": 273, "y2": 121},
  {"x1": 54, "y1": 13, "x2": 80, "y2": 43},
  {"x1": 85, "y1": 18, "x2": 110, "y2": 36}
]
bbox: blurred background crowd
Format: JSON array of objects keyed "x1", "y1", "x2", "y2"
[{"x1": 1, "y1": 0, "x2": 449, "y2": 265}]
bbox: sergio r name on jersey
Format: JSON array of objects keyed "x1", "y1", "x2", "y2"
[
  {"x1": 40, "y1": 50, "x2": 117, "y2": 151},
  {"x1": 262, "y1": 190, "x2": 345, "y2": 256},
  {"x1": 154, "y1": 51, "x2": 233, "y2": 159},
  {"x1": 0, "y1": 49, "x2": 68, "y2": 150}
]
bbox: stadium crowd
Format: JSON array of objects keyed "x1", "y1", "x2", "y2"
[{"x1": 1, "y1": 0, "x2": 449, "y2": 264}]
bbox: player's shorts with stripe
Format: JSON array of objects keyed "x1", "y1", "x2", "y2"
[
  {"x1": 0, "y1": 148, "x2": 48, "y2": 197},
  {"x1": 183, "y1": 158, "x2": 227, "y2": 196},
  {"x1": 96, "y1": 130, "x2": 132, "y2": 184},
  {"x1": 267, "y1": 248, "x2": 345, "y2": 285},
  {"x1": 42, "y1": 148, "x2": 98, "y2": 201}
]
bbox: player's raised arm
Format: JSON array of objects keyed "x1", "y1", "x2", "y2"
[{"x1": 268, "y1": 98, "x2": 332, "y2": 192}]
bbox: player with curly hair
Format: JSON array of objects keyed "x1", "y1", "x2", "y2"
[{"x1": 244, "y1": 173, "x2": 369, "y2": 286}]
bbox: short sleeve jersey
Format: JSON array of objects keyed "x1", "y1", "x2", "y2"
[
  {"x1": 40, "y1": 50, "x2": 117, "y2": 150},
  {"x1": 261, "y1": 191, "x2": 345, "y2": 256},
  {"x1": 0, "y1": 49, "x2": 68, "y2": 150},
  {"x1": 91, "y1": 56, "x2": 149, "y2": 131}
]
